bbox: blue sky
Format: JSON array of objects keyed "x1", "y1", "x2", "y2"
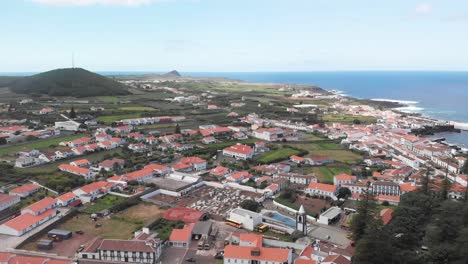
[{"x1": 1, "y1": 0, "x2": 468, "y2": 72}]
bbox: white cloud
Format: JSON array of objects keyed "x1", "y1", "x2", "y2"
[
  {"x1": 414, "y1": 3, "x2": 432, "y2": 15},
  {"x1": 30, "y1": 0, "x2": 157, "y2": 6}
]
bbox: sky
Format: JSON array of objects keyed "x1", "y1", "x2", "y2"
[{"x1": 1, "y1": 0, "x2": 468, "y2": 72}]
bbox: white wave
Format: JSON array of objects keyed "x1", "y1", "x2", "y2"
[
  {"x1": 396, "y1": 106, "x2": 424, "y2": 113},
  {"x1": 451, "y1": 122, "x2": 468, "y2": 130},
  {"x1": 371, "y1": 98, "x2": 419, "y2": 105}
]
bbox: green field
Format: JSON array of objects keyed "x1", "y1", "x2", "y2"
[
  {"x1": 258, "y1": 147, "x2": 301, "y2": 164},
  {"x1": 83, "y1": 195, "x2": 125, "y2": 214},
  {"x1": 312, "y1": 165, "x2": 351, "y2": 184},
  {"x1": 96, "y1": 113, "x2": 142, "y2": 124},
  {"x1": 118, "y1": 106, "x2": 157, "y2": 111},
  {"x1": 0, "y1": 134, "x2": 85, "y2": 156},
  {"x1": 322, "y1": 114, "x2": 377, "y2": 124},
  {"x1": 97, "y1": 96, "x2": 119, "y2": 103},
  {"x1": 287, "y1": 141, "x2": 362, "y2": 164}
]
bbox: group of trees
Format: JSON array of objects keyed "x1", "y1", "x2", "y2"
[{"x1": 351, "y1": 182, "x2": 468, "y2": 264}]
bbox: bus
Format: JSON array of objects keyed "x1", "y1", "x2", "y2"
[
  {"x1": 254, "y1": 224, "x2": 269, "y2": 233},
  {"x1": 225, "y1": 219, "x2": 242, "y2": 229}
]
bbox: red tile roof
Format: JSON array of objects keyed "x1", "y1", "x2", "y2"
[
  {"x1": 239, "y1": 233, "x2": 263, "y2": 247},
  {"x1": 224, "y1": 144, "x2": 253, "y2": 155},
  {"x1": 71, "y1": 159, "x2": 90, "y2": 166},
  {"x1": 23, "y1": 197, "x2": 56, "y2": 214},
  {"x1": 334, "y1": 173, "x2": 356, "y2": 181},
  {"x1": 99, "y1": 158, "x2": 124, "y2": 168},
  {"x1": 59, "y1": 164, "x2": 91, "y2": 175},
  {"x1": 3, "y1": 209, "x2": 56, "y2": 231},
  {"x1": 224, "y1": 245, "x2": 290, "y2": 262},
  {"x1": 169, "y1": 223, "x2": 194, "y2": 242},
  {"x1": 0, "y1": 194, "x2": 18, "y2": 207},
  {"x1": 322, "y1": 254, "x2": 350, "y2": 264},
  {"x1": 290, "y1": 155, "x2": 305, "y2": 162},
  {"x1": 399, "y1": 183, "x2": 418, "y2": 192},
  {"x1": 79, "y1": 181, "x2": 114, "y2": 194},
  {"x1": 56, "y1": 192, "x2": 76, "y2": 202},
  {"x1": 9, "y1": 184, "x2": 40, "y2": 195},
  {"x1": 144, "y1": 163, "x2": 170, "y2": 171},
  {"x1": 210, "y1": 166, "x2": 229, "y2": 176},
  {"x1": 380, "y1": 208, "x2": 394, "y2": 225},
  {"x1": 180, "y1": 157, "x2": 206, "y2": 164},
  {"x1": 308, "y1": 182, "x2": 336, "y2": 193}
]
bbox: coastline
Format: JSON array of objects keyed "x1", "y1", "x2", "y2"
[{"x1": 327, "y1": 90, "x2": 468, "y2": 149}]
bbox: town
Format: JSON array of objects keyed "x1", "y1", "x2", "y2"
[{"x1": 0, "y1": 73, "x2": 467, "y2": 264}]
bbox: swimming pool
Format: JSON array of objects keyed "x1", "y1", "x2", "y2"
[{"x1": 268, "y1": 212, "x2": 296, "y2": 228}]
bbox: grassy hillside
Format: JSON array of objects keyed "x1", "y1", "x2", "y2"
[{"x1": 10, "y1": 68, "x2": 130, "y2": 97}]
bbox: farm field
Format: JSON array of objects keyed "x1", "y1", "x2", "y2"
[
  {"x1": 118, "y1": 106, "x2": 158, "y2": 111},
  {"x1": 114, "y1": 203, "x2": 167, "y2": 226},
  {"x1": 97, "y1": 96, "x2": 119, "y2": 103},
  {"x1": 0, "y1": 134, "x2": 85, "y2": 156},
  {"x1": 83, "y1": 195, "x2": 125, "y2": 214},
  {"x1": 258, "y1": 147, "x2": 301, "y2": 164},
  {"x1": 311, "y1": 165, "x2": 352, "y2": 184}
]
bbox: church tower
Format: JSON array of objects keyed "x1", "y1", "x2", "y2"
[{"x1": 296, "y1": 205, "x2": 307, "y2": 235}]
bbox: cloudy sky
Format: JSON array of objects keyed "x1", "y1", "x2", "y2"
[{"x1": 1, "y1": 0, "x2": 467, "y2": 72}]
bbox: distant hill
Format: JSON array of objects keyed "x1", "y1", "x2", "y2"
[
  {"x1": 10, "y1": 68, "x2": 130, "y2": 97},
  {"x1": 162, "y1": 70, "x2": 181, "y2": 77}
]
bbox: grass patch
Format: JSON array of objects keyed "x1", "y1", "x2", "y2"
[
  {"x1": 316, "y1": 142, "x2": 344, "y2": 150},
  {"x1": 0, "y1": 134, "x2": 85, "y2": 156},
  {"x1": 114, "y1": 203, "x2": 166, "y2": 226},
  {"x1": 119, "y1": 106, "x2": 157, "y2": 111},
  {"x1": 96, "y1": 113, "x2": 142, "y2": 124},
  {"x1": 322, "y1": 114, "x2": 377, "y2": 124},
  {"x1": 312, "y1": 150, "x2": 362, "y2": 164},
  {"x1": 149, "y1": 219, "x2": 185, "y2": 241},
  {"x1": 258, "y1": 147, "x2": 300, "y2": 164},
  {"x1": 59, "y1": 213, "x2": 140, "y2": 240},
  {"x1": 312, "y1": 165, "x2": 351, "y2": 184},
  {"x1": 83, "y1": 195, "x2": 125, "y2": 214},
  {"x1": 97, "y1": 96, "x2": 119, "y2": 103}
]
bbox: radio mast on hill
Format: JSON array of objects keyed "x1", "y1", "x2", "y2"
[{"x1": 72, "y1": 52, "x2": 75, "y2": 69}]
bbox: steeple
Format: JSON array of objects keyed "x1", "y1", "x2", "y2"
[{"x1": 296, "y1": 204, "x2": 307, "y2": 236}]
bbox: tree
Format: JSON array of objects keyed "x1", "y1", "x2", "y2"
[
  {"x1": 69, "y1": 106, "x2": 77, "y2": 119},
  {"x1": 353, "y1": 119, "x2": 362, "y2": 124},
  {"x1": 440, "y1": 178, "x2": 451, "y2": 200},
  {"x1": 351, "y1": 184, "x2": 376, "y2": 242},
  {"x1": 353, "y1": 217, "x2": 393, "y2": 264},
  {"x1": 240, "y1": 199, "x2": 260, "y2": 212},
  {"x1": 174, "y1": 123, "x2": 181, "y2": 134},
  {"x1": 337, "y1": 187, "x2": 351, "y2": 199}
]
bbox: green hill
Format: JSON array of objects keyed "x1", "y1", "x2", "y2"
[{"x1": 10, "y1": 68, "x2": 130, "y2": 97}]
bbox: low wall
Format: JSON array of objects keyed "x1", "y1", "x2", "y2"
[
  {"x1": 263, "y1": 238, "x2": 307, "y2": 252},
  {"x1": 272, "y1": 201, "x2": 316, "y2": 222}
]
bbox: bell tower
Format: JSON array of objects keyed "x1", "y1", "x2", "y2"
[{"x1": 296, "y1": 205, "x2": 307, "y2": 235}]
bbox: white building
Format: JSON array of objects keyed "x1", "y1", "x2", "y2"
[
  {"x1": 223, "y1": 144, "x2": 254, "y2": 160},
  {"x1": 55, "y1": 120, "x2": 81, "y2": 131},
  {"x1": 228, "y1": 207, "x2": 263, "y2": 231}
]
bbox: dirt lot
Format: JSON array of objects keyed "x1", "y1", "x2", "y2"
[
  {"x1": 114, "y1": 203, "x2": 166, "y2": 226},
  {"x1": 296, "y1": 196, "x2": 331, "y2": 215},
  {"x1": 19, "y1": 203, "x2": 166, "y2": 257}
]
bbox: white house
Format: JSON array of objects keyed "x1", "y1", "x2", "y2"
[{"x1": 223, "y1": 144, "x2": 254, "y2": 160}]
